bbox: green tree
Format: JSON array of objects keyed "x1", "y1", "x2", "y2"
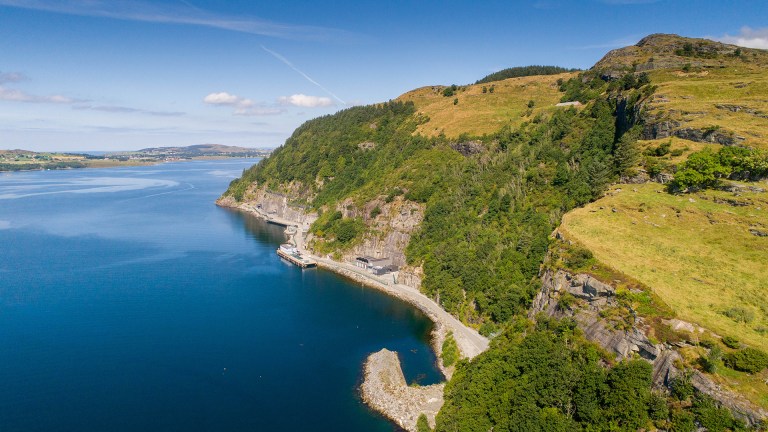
[
  {"x1": 603, "y1": 360, "x2": 653, "y2": 430},
  {"x1": 669, "y1": 149, "x2": 729, "y2": 192},
  {"x1": 416, "y1": 414, "x2": 432, "y2": 432},
  {"x1": 441, "y1": 332, "x2": 459, "y2": 367},
  {"x1": 614, "y1": 127, "x2": 641, "y2": 176}
]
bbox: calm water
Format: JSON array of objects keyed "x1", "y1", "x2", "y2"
[{"x1": 0, "y1": 160, "x2": 442, "y2": 431}]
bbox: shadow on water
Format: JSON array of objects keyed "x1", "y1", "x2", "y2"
[{"x1": 220, "y1": 206, "x2": 288, "y2": 246}]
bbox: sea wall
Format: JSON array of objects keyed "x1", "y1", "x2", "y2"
[{"x1": 361, "y1": 349, "x2": 444, "y2": 432}]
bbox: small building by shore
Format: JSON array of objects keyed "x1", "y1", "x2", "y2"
[{"x1": 355, "y1": 256, "x2": 398, "y2": 275}]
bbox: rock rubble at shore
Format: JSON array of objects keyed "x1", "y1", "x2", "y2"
[{"x1": 361, "y1": 349, "x2": 444, "y2": 432}]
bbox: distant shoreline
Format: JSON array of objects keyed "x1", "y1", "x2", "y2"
[
  {"x1": 0, "y1": 155, "x2": 263, "y2": 173},
  {"x1": 0, "y1": 146, "x2": 270, "y2": 173}
]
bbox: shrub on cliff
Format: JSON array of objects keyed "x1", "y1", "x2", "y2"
[{"x1": 724, "y1": 347, "x2": 768, "y2": 374}]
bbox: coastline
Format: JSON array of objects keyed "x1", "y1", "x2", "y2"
[
  {"x1": 216, "y1": 195, "x2": 490, "y2": 431},
  {"x1": 217, "y1": 196, "x2": 489, "y2": 363}
]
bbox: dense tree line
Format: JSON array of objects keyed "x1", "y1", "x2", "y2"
[
  {"x1": 475, "y1": 65, "x2": 579, "y2": 85},
  {"x1": 436, "y1": 318, "x2": 745, "y2": 432}
]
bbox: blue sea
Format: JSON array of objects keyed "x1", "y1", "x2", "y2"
[{"x1": 0, "y1": 160, "x2": 442, "y2": 431}]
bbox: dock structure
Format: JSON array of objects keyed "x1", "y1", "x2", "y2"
[{"x1": 276, "y1": 248, "x2": 317, "y2": 268}]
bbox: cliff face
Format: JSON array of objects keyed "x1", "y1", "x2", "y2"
[
  {"x1": 218, "y1": 184, "x2": 425, "y2": 289},
  {"x1": 534, "y1": 267, "x2": 768, "y2": 426},
  {"x1": 334, "y1": 196, "x2": 424, "y2": 269}
]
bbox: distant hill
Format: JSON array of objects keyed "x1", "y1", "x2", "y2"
[
  {"x1": 135, "y1": 144, "x2": 270, "y2": 155},
  {"x1": 475, "y1": 65, "x2": 579, "y2": 84}
]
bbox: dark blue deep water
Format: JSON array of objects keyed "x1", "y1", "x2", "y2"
[{"x1": 0, "y1": 160, "x2": 442, "y2": 431}]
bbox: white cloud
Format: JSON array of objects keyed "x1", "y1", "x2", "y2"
[
  {"x1": 203, "y1": 92, "x2": 253, "y2": 108},
  {"x1": 204, "y1": 91, "x2": 284, "y2": 116},
  {"x1": 0, "y1": 86, "x2": 74, "y2": 103},
  {"x1": 718, "y1": 27, "x2": 768, "y2": 50},
  {"x1": 278, "y1": 94, "x2": 334, "y2": 108}
]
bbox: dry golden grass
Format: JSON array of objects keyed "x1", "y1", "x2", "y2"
[
  {"x1": 396, "y1": 72, "x2": 579, "y2": 138},
  {"x1": 561, "y1": 183, "x2": 768, "y2": 352},
  {"x1": 646, "y1": 67, "x2": 768, "y2": 149}
]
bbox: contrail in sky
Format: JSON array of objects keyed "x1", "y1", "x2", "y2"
[{"x1": 261, "y1": 45, "x2": 347, "y2": 106}]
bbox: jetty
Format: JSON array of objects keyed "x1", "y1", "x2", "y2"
[{"x1": 277, "y1": 244, "x2": 316, "y2": 268}]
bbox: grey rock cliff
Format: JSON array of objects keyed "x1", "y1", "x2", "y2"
[{"x1": 534, "y1": 267, "x2": 768, "y2": 426}]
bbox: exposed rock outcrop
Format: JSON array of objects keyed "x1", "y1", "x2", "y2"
[
  {"x1": 361, "y1": 349, "x2": 444, "y2": 432},
  {"x1": 218, "y1": 186, "x2": 318, "y2": 228},
  {"x1": 532, "y1": 269, "x2": 661, "y2": 361},
  {"x1": 450, "y1": 140, "x2": 484, "y2": 156},
  {"x1": 672, "y1": 127, "x2": 742, "y2": 146},
  {"x1": 641, "y1": 118, "x2": 681, "y2": 140},
  {"x1": 715, "y1": 104, "x2": 768, "y2": 119},
  {"x1": 534, "y1": 267, "x2": 768, "y2": 426}
]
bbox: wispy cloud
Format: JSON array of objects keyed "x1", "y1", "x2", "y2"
[
  {"x1": 0, "y1": 71, "x2": 27, "y2": 84},
  {"x1": 73, "y1": 104, "x2": 185, "y2": 117},
  {"x1": 278, "y1": 94, "x2": 334, "y2": 108},
  {"x1": 716, "y1": 26, "x2": 768, "y2": 50},
  {"x1": 0, "y1": 0, "x2": 353, "y2": 41},
  {"x1": 261, "y1": 45, "x2": 346, "y2": 105},
  {"x1": 0, "y1": 86, "x2": 75, "y2": 103},
  {"x1": 234, "y1": 107, "x2": 283, "y2": 117},
  {"x1": 203, "y1": 91, "x2": 283, "y2": 116}
]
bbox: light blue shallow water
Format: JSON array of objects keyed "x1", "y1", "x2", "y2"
[{"x1": 0, "y1": 160, "x2": 442, "y2": 431}]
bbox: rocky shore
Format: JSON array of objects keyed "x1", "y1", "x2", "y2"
[
  {"x1": 216, "y1": 191, "x2": 490, "y2": 429},
  {"x1": 360, "y1": 349, "x2": 444, "y2": 432}
]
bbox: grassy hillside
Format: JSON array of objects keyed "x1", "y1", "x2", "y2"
[
  {"x1": 561, "y1": 183, "x2": 768, "y2": 351},
  {"x1": 596, "y1": 33, "x2": 768, "y2": 151},
  {"x1": 396, "y1": 72, "x2": 579, "y2": 138},
  {"x1": 645, "y1": 67, "x2": 768, "y2": 149},
  {"x1": 224, "y1": 33, "x2": 768, "y2": 428}
]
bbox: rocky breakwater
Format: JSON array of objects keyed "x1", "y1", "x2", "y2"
[
  {"x1": 532, "y1": 267, "x2": 767, "y2": 426},
  {"x1": 361, "y1": 349, "x2": 444, "y2": 432}
]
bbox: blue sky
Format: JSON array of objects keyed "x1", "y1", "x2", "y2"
[{"x1": 1, "y1": 0, "x2": 767, "y2": 151}]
